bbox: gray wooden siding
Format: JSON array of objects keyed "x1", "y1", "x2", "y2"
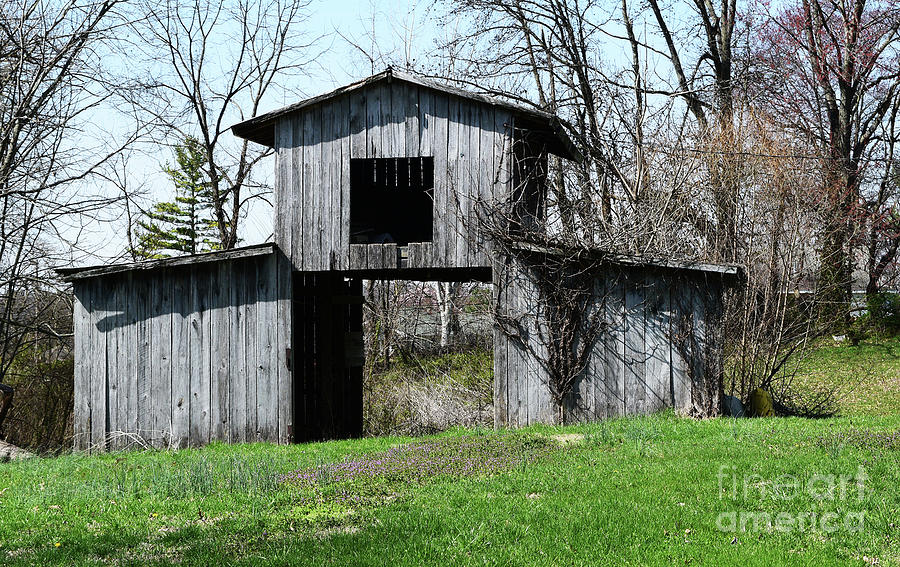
[
  {"x1": 493, "y1": 261, "x2": 726, "y2": 426},
  {"x1": 274, "y1": 83, "x2": 514, "y2": 272},
  {"x1": 72, "y1": 252, "x2": 292, "y2": 451}
]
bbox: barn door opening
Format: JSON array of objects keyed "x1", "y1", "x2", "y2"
[
  {"x1": 292, "y1": 273, "x2": 364, "y2": 442},
  {"x1": 349, "y1": 157, "x2": 434, "y2": 245}
]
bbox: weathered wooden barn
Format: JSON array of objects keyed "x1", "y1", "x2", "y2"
[
  {"x1": 60, "y1": 69, "x2": 741, "y2": 450},
  {"x1": 495, "y1": 253, "x2": 740, "y2": 425}
]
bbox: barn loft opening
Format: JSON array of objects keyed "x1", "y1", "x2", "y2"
[{"x1": 350, "y1": 157, "x2": 434, "y2": 245}]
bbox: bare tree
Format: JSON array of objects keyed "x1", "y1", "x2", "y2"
[
  {"x1": 433, "y1": 281, "x2": 462, "y2": 347},
  {"x1": 437, "y1": 0, "x2": 855, "y2": 416},
  {"x1": 863, "y1": 95, "x2": 900, "y2": 296},
  {"x1": 437, "y1": 0, "x2": 753, "y2": 260},
  {"x1": 754, "y1": 0, "x2": 900, "y2": 320},
  {"x1": 0, "y1": 0, "x2": 135, "y2": 441},
  {"x1": 125, "y1": 0, "x2": 317, "y2": 249}
]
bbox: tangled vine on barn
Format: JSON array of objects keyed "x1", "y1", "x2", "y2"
[{"x1": 58, "y1": 69, "x2": 742, "y2": 451}]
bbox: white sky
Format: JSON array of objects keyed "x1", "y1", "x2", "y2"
[{"x1": 66, "y1": 0, "x2": 440, "y2": 266}]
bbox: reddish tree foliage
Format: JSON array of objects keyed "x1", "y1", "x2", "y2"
[{"x1": 753, "y1": 0, "x2": 900, "y2": 312}]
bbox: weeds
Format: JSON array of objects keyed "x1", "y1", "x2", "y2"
[{"x1": 364, "y1": 349, "x2": 493, "y2": 435}]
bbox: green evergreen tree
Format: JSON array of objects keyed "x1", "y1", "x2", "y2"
[{"x1": 134, "y1": 137, "x2": 221, "y2": 259}]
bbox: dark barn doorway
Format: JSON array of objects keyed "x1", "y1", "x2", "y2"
[
  {"x1": 292, "y1": 273, "x2": 364, "y2": 442},
  {"x1": 349, "y1": 157, "x2": 434, "y2": 245}
]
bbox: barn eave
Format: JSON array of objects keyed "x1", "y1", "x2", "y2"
[
  {"x1": 230, "y1": 68, "x2": 582, "y2": 163},
  {"x1": 55, "y1": 242, "x2": 277, "y2": 282},
  {"x1": 508, "y1": 241, "x2": 745, "y2": 283}
]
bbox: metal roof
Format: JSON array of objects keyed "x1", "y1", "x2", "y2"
[{"x1": 231, "y1": 68, "x2": 582, "y2": 162}]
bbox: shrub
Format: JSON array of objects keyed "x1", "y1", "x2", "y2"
[
  {"x1": 2, "y1": 355, "x2": 74, "y2": 453},
  {"x1": 865, "y1": 292, "x2": 900, "y2": 336},
  {"x1": 363, "y1": 348, "x2": 493, "y2": 436}
]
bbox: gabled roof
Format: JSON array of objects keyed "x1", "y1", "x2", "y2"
[{"x1": 231, "y1": 68, "x2": 581, "y2": 162}]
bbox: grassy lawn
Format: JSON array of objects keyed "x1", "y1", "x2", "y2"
[
  {"x1": 2, "y1": 339, "x2": 899, "y2": 565},
  {"x1": 1, "y1": 415, "x2": 898, "y2": 565},
  {"x1": 793, "y1": 337, "x2": 900, "y2": 416}
]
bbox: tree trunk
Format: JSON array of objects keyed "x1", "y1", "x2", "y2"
[
  {"x1": 434, "y1": 282, "x2": 461, "y2": 348},
  {"x1": 0, "y1": 383, "x2": 13, "y2": 437}
]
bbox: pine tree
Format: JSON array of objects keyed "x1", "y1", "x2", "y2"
[{"x1": 134, "y1": 137, "x2": 221, "y2": 259}]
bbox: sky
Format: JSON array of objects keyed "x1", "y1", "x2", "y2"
[
  {"x1": 67, "y1": 0, "x2": 644, "y2": 266},
  {"x1": 71, "y1": 0, "x2": 442, "y2": 265}
]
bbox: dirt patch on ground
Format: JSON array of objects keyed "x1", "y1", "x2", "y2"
[{"x1": 550, "y1": 433, "x2": 584, "y2": 445}]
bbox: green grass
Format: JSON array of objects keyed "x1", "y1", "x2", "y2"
[
  {"x1": 793, "y1": 336, "x2": 900, "y2": 416},
  {"x1": 3, "y1": 339, "x2": 900, "y2": 565},
  {"x1": 1, "y1": 415, "x2": 899, "y2": 566}
]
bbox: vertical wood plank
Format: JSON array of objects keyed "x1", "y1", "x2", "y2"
[
  {"x1": 691, "y1": 278, "x2": 712, "y2": 415},
  {"x1": 151, "y1": 271, "x2": 173, "y2": 447},
  {"x1": 475, "y1": 104, "x2": 495, "y2": 266},
  {"x1": 492, "y1": 260, "x2": 507, "y2": 427},
  {"x1": 300, "y1": 111, "x2": 314, "y2": 271},
  {"x1": 275, "y1": 120, "x2": 292, "y2": 262},
  {"x1": 244, "y1": 263, "x2": 258, "y2": 441},
  {"x1": 502, "y1": 261, "x2": 518, "y2": 426},
  {"x1": 388, "y1": 81, "x2": 406, "y2": 157},
  {"x1": 320, "y1": 99, "x2": 335, "y2": 270},
  {"x1": 530, "y1": 267, "x2": 552, "y2": 424},
  {"x1": 588, "y1": 275, "x2": 607, "y2": 420},
  {"x1": 517, "y1": 262, "x2": 529, "y2": 425},
  {"x1": 446, "y1": 96, "x2": 461, "y2": 269},
  {"x1": 670, "y1": 278, "x2": 693, "y2": 413},
  {"x1": 106, "y1": 278, "x2": 119, "y2": 449},
  {"x1": 88, "y1": 278, "x2": 107, "y2": 450},
  {"x1": 189, "y1": 266, "x2": 211, "y2": 446},
  {"x1": 604, "y1": 271, "x2": 626, "y2": 417},
  {"x1": 418, "y1": 89, "x2": 435, "y2": 268},
  {"x1": 408, "y1": 242, "x2": 419, "y2": 268},
  {"x1": 465, "y1": 100, "x2": 481, "y2": 267},
  {"x1": 404, "y1": 84, "x2": 420, "y2": 156},
  {"x1": 303, "y1": 106, "x2": 322, "y2": 271},
  {"x1": 506, "y1": 260, "x2": 523, "y2": 426},
  {"x1": 350, "y1": 89, "x2": 367, "y2": 158},
  {"x1": 421, "y1": 242, "x2": 434, "y2": 267},
  {"x1": 455, "y1": 100, "x2": 471, "y2": 268},
  {"x1": 276, "y1": 253, "x2": 293, "y2": 444},
  {"x1": 125, "y1": 271, "x2": 139, "y2": 444},
  {"x1": 171, "y1": 270, "x2": 190, "y2": 448},
  {"x1": 366, "y1": 83, "x2": 384, "y2": 158},
  {"x1": 230, "y1": 260, "x2": 246, "y2": 443},
  {"x1": 644, "y1": 274, "x2": 672, "y2": 412},
  {"x1": 73, "y1": 283, "x2": 91, "y2": 450},
  {"x1": 382, "y1": 243, "x2": 397, "y2": 269},
  {"x1": 337, "y1": 94, "x2": 351, "y2": 270},
  {"x1": 350, "y1": 244, "x2": 367, "y2": 269},
  {"x1": 492, "y1": 110, "x2": 512, "y2": 204},
  {"x1": 291, "y1": 115, "x2": 304, "y2": 270},
  {"x1": 210, "y1": 261, "x2": 229, "y2": 442},
  {"x1": 431, "y1": 93, "x2": 449, "y2": 268},
  {"x1": 135, "y1": 274, "x2": 152, "y2": 443},
  {"x1": 624, "y1": 274, "x2": 646, "y2": 415},
  {"x1": 256, "y1": 258, "x2": 275, "y2": 441},
  {"x1": 418, "y1": 87, "x2": 433, "y2": 157}
]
